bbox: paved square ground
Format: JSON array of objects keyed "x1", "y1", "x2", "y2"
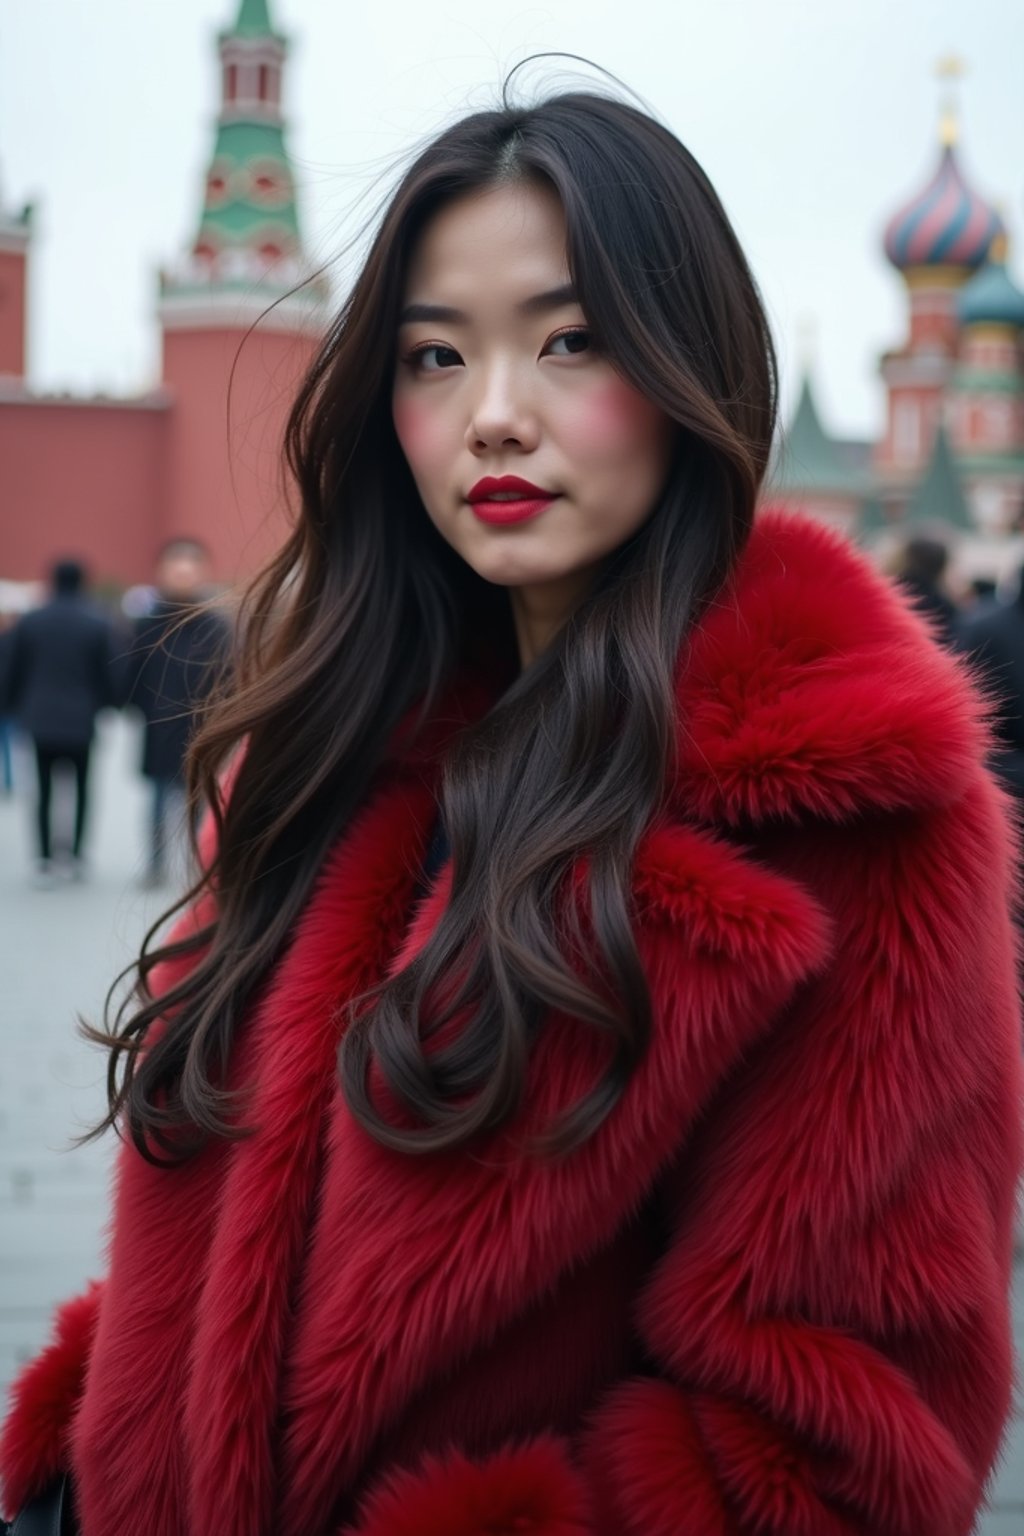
[{"x1": 1, "y1": 711, "x2": 1021, "y2": 1527}]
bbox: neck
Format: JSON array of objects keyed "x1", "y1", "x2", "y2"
[{"x1": 510, "y1": 565, "x2": 601, "y2": 670}]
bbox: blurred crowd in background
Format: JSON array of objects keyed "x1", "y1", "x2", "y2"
[
  {"x1": 0, "y1": 537, "x2": 231, "y2": 889},
  {"x1": 887, "y1": 532, "x2": 1024, "y2": 801}
]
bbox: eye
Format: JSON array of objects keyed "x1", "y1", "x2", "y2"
[
  {"x1": 406, "y1": 343, "x2": 463, "y2": 373},
  {"x1": 545, "y1": 328, "x2": 593, "y2": 358}
]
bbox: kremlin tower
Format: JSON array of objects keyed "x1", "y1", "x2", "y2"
[
  {"x1": 158, "y1": 0, "x2": 327, "y2": 578},
  {"x1": 166, "y1": 0, "x2": 310, "y2": 295}
]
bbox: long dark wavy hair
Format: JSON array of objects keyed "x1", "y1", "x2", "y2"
[{"x1": 86, "y1": 83, "x2": 778, "y2": 1164}]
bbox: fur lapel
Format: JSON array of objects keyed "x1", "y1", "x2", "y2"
[
  {"x1": 673, "y1": 510, "x2": 990, "y2": 826},
  {"x1": 75, "y1": 512, "x2": 988, "y2": 1536},
  {"x1": 181, "y1": 773, "x2": 445, "y2": 1534}
]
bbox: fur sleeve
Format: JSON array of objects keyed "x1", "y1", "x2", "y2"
[
  {"x1": 580, "y1": 772, "x2": 1023, "y2": 1535},
  {"x1": 0, "y1": 1281, "x2": 104, "y2": 1517}
]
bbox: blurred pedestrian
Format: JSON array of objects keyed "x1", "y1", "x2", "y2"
[
  {"x1": 0, "y1": 611, "x2": 17, "y2": 793},
  {"x1": 119, "y1": 537, "x2": 231, "y2": 888},
  {"x1": 965, "y1": 575, "x2": 1000, "y2": 619},
  {"x1": 957, "y1": 562, "x2": 1024, "y2": 802},
  {"x1": 890, "y1": 534, "x2": 960, "y2": 645},
  {"x1": 0, "y1": 558, "x2": 118, "y2": 882}
]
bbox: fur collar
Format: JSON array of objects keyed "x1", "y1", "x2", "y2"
[
  {"x1": 672, "y1": 509, "x2": 990, "y2": 825},
  {"x1": 395, "y1": 507, "x2": 989, "y2": 828}
]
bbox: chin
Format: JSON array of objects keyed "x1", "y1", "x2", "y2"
[{"x1": 468, "y1": 553, "x2": 576, "y2": 588}]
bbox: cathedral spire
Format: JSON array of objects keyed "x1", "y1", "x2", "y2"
[
  {"x1": 906, "y1": 422, "x2": 973, "y2": 531},
  {"x1": 935, "y1": 55, "x2": 964, "y2": 150}
]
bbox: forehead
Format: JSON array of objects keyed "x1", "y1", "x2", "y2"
[{"x1": 403, "y1": 180, "x2": 571, "y2": 299}]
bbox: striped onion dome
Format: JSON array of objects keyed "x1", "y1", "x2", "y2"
[{"x1": 883, "y1": 144, "x2": 1004, "y2": 273}]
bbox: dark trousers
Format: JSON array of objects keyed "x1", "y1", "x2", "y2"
[
  {"x1": 34, "y1": 741, "x2": 91, "y2": 861},
  {"x1": 0, "y1": 717, "x2": 13, "y2": 792}
]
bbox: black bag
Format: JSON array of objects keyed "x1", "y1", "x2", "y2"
[{"x1": 1, "y1": 1476, "x2": 74, "y2": 1536}]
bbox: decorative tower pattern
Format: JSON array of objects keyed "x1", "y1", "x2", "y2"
[{"x1": 948, "y1": 233, "x2": 1024, "y2": 531}]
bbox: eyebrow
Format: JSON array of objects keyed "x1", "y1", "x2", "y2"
[{"x1": 398, "y1": 283, "x2": 580, "y2": 326}]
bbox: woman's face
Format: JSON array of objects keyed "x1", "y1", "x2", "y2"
[{"x1": 392, "y1": 179, "x2": 675, "y2": 641}]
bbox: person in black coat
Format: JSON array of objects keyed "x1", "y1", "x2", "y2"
[
  {"x1": 892, "y1": 536, "x2": 961, "y2": 648},
  {"x1": 956, "y1": 565, "x2": 1024, "y2": 800},
  {"x1": 0, "y1": 614, "x2": 18, "y2": 793},
  {"x1": 119, "y1": 538, "x2": 232, "y2": 886},
  {"x1": 0, "y1": 559, "x2": 119, "y2": 881}
]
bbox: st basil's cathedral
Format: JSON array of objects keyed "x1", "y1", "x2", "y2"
[{"x1": 772, "y1": 65, "x2": 1024, "y2": 580}]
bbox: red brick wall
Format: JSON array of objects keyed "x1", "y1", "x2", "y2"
[{"x1": 0, "y1": 398, "x2": 167, "y2": 584}]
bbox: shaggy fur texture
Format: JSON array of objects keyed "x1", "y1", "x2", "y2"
[{"x1": 2, "y1": 511, "x2": 1021, "y2": 1535}]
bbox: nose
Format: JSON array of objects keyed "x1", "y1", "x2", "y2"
[{"x1": 465, "y1": 359, "x2": 540, "y2": 455}]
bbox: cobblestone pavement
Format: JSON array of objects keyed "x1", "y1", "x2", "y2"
[{"x1": 1, "y1": 711, "x2": 1021, "y2": 1527}]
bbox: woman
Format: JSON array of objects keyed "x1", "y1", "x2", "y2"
[{"x1": 2, "y1": 89, "x2": 1020, "y2": 1536}]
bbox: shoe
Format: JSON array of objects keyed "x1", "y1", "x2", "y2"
[{"x1": 32, "y1": 859, "x2": 56, "y2": 889}]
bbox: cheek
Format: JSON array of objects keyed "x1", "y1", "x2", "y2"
[
  {"x1": 392, "y1": 394, "x2": 454, "y2": 484},
  {"x1": 561, "y1": 378, "x2": 668, "y2": 465},
  {"x1": 392, "y1": 395, "x2": 430, "y2": 466}
]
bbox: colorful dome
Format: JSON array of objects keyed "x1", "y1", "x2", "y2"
[
  {"x1": 883, "y1": 144, "x2": 1003, "y2": 272},
  {"x1": 957, "y1": 238, "x2": 1024, "y2": 328}
]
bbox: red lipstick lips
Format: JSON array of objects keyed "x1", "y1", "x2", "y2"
[{"x1": 467, "y1": 475, "x2": 558, "y2": 526}]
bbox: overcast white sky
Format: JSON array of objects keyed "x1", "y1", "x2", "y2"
[{"x1": 2, "y1": 0, "x2": 1021, "y2": 438}]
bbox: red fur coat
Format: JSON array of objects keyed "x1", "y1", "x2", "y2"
[{"x1": 2, "y1": 512, "x2": 1021, "y2": 1536}]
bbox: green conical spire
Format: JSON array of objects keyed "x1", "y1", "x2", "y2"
[
  {"x1": 229, "y1": 0, "x2": 279, "y2": 38},
  {"x1": 770, "y1": 373, "x2": 868, "y2": 497},
  {"x1": 905, "y1": 423, "x2": 973, "y2": 531}
]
